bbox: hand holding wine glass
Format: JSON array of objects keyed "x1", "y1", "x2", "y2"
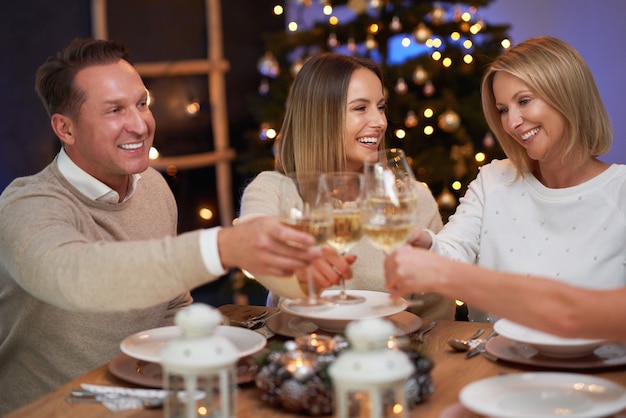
[
  {"x1": 362, "y1": 148, "x2": 418, "y2": 253},
  {"x1": 278, "y1": 172, "x2": 335, "y2": 311},
  {"x1": 323, "y1": 172, "x2": 365, "y2": 304},
  {"x1": 362, "y1": 148, "x2": 425, "y2": 307}
]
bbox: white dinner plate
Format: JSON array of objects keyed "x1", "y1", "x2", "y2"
[
  {"x1": 494, "y1": 319, "x2": 604, "y2": 358},
  {"x1": 120, "y1": 325, "x2": 266, "y2": 363},
  {"x1": 108, "y1": 353, "x2": 261, "y2": 387},
  {"x1": 460, "y1": 372, "x2": 626, "y2": 418},
  {"x1": 266, "y1": 310, "x2": 422, "y2": 338},
  {"x1": 279, "y1": 290, "x2": 408, "y2": 332}
]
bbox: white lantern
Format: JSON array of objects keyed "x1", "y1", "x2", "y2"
[
  {"x1": 329, "y1": 318, "x2": 415, "y2": 418},
  {"x1": 161, "y1": 303, "x2": 239, "y2": 418}
]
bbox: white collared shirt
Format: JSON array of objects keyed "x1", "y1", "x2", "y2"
[
  {"x1": 56, "y1": 148, "x2": 227, "y2": 277},
  {"x1": 57, "y1": 147, "x2": 140, "y2": 203}
]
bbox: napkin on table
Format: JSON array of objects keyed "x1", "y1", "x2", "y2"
[{"x1": 79, "y1": 383, "x2": 167, "y2": 411}]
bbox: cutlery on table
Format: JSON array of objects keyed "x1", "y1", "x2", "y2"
[
  {"x1": 233, "y1": 309, "x2": 282, "y2": 330},
  {"x1": 66, "y1": 390, "x2": 164, "y2": 409},
  {"x1": 448, "y1": 328, "x2": 485, "y2": 351},
  {"x1": 414, "y1": 321, "x2": 437, "y2": 344},
  {"x1": 466, "y1": 329, "x2": 498, "y2": 359}
]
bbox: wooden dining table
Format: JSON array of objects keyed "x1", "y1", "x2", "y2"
[{"x1": 6, "y1": 304, "x2": 626, "y2": 418}]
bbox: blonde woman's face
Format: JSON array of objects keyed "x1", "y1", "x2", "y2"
[
  {"x1": 493, "y1": 71, "x2": 565, "y2": 164},
  {"x1": 344, "y1": 68, "x2": 387, "y2": 172}
]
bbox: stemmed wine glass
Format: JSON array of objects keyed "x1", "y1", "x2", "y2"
[
  {"x1": 323, "y1": 172, "x2": 366, "y2": 304},
  {"x1": 362, "y1": 148, "x2": 418, "y2": 253},
  {"x1": 278, "y1": 172, "x2": 335, "y2": 311},
  {"x1": 362, "y1": 148, "x2": 424, "y2": 307}
]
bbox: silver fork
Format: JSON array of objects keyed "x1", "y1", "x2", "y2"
[{"x1": 415, "y1": 321, "x2": 437, "y2": 344}]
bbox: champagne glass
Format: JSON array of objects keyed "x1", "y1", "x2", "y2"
[
  {"x1": 323, "y1": 172, "x2": 366, "y2": 304},
  {"x1": 362, "y1": 148, "x2": 424, "y2": 307},
  {"x1": 279, "y1": 172, "x2": 335, "y2": 311},
  {"x1": 362, "y1": 148, "x2": 418, "y2": 253}
]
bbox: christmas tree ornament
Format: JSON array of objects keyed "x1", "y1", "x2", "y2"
[
  {"x1": 161, "y1": 304, "x2": 238, "y2": 418},
  {"x1": 394, "y1": 78, "x2": 408, "y2": 95},
  {"x1": 328, "y1": 32, "x2": 339, "y2": 48},
  {"x1": 413, "y1": 23, "x2": 432, "y2": 43},
  {"x1": 437, "y1": 187, "x2": 456, "y2": 210},
  {"x1": 483, "y1": 131, "x2": 496, "y2": 148},
  {"x1": 412, "y1": 65, "x2": 428, "y2": 85},
  {"x1": 438, "y1": 109, "x2": 461, "y2": 133},
  {"x1": 404, "y1": 110, "x2": 418, "y2": 128},
  {"x1": 423, "y1": 80, "x2": 436, "y2": 97},
  {"x1": 258, "y1": 78, "x2": 269, "y2": 95},
  {"x1": 429, "y1": 5, "x2": 447, "y2": 25},
  {"x1": 257, "y1": 52, "x2": 280, "y2": 78},
  {"x1": 347, "y1": 37, "x2": 357, "y2": 52},
  {"x1": 390, "y1": 16, "x2": 402, "y2": 32},
  {"x1": 365, "y1": 34, "x2": 378, "y2": 50}
]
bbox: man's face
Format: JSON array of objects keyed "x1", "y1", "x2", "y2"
[{"x1": 62, "y1": 59, "x2": 155, "y2": 191}]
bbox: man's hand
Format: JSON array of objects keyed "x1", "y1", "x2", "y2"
[{"x1": 217, "y1": 216, "x2": 323, "y2": 277}]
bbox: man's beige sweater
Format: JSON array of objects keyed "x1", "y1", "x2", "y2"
[{"x1": 0, "y1": 159, "x2": 212, "y2": 414}]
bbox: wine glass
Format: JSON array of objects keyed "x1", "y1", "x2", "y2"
[
  {"x1": 323, "y1": 172, "x2": 366, "y2": 304},
  {"x1": 362, "y1": 148, "x2": 418, "y2": 253},
  {"x1": 362, "y1": 148, "x2": 425, "y2": 307},
  {"x1": 278, "y1": 172, "x2": 335, "y2": 311}
]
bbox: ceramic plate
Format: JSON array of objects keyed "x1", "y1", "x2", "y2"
[
  {"x1": 108, "y1": 353, "x2": 260, "y2": 387},
  {"x1": 460, "y1": 372, "x2": 626, "y2": 418},
  {"x1": 120, "y1": 325, "x2": 266, "y2": 363},
  {"x1": 279, "y1": 290, "x2": 408, "y2": 332},
  {"x1": 494, "y1": 319, "x2": 604, "y2": 358},
  {"x1": 267, "y1": 310, "x2": 422, "y2": 338},
  {"x1": 486, "y1": 336, "x2": 626, "y2": 370}
]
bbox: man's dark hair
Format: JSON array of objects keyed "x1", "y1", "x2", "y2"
[{"x1": 35, "y1": 38, "x2": 131, "y2": 118}]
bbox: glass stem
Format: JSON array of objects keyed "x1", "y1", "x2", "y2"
[
  {"x1": 307, "y1": 265, "x2": 317, "y2": 302},
  {"x1": 338, "y1": 251, "x2": 347, "y2": 300}
]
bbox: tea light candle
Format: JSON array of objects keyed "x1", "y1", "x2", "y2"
[{"x1": 296, "y1": 333, "x2": 334, "y2": 354}]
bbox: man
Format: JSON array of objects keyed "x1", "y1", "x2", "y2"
[{"x1": 0, "y1": 38, "x2": 320, "y2": 414}]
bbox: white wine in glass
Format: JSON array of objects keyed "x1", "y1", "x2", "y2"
[
  {"x1": 279, "y1": 172, "x2": 335, "y2": 311},
  {"x1": 363, "y1": 148, "x2": 425, "y2": 307},
  {"x1": 324, "y1": 172, "x2": 365, "y2": 304},
  {"x1": 362, "y1": 149, "x2": 418, "y2": 253}
]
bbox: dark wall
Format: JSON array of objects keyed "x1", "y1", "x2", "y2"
[{"x1": 0, "y1": 0, "x2": 91, "y2": 189}]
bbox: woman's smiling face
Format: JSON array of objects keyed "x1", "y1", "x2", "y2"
[
  {"x1": 343, "y1": 68, "x2": 387, "y2": 172},
  {"x1": 493, "y1": 71, "x2": 565, "y2": 164}
]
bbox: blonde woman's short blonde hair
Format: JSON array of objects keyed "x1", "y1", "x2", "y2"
[
  {"x1": 275, "y1": 53, "x2": 385, "y2": 175},
  {"x1": 481, "y1": 36, "x2": 612, "y2": 175}
]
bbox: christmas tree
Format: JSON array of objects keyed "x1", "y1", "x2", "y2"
[{"x1": 238, "y1": 0, "x2": 511, "y2": 219}]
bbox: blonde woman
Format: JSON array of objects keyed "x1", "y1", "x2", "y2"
[
  {"x1": 392, "y1": 36, "x2": 626, "y2": 322},
  {"x1": 239, "y1": 53, "x2": 455, "y2": 320}
]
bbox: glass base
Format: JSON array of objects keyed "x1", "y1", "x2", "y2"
[
  {"x1": 327, "y1": 292, "x2": 365, "y2": 304},
  {"x1": 282, "y1": 296, "x2": 335, "y2": 312}
]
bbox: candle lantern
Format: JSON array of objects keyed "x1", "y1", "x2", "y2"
[
  {"x1": 329, "y1": 318, "x2": 415, "y2": 418},
  {"x1": 161, "y1": 303, "x2": 239, "y2": 418}
]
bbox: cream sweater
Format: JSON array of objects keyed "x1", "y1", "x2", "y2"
[
  {"x1": 0, "y1": 159, "x2": 214, "y2": 414},
  {"x1": 239, "y1": 171, "x2": 456, "y2": 320}
]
